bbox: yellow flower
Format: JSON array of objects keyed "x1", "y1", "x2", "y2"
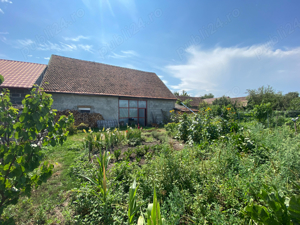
[
  {"x1": 169, "y1": 110, "x2": 174, "y2": 113},
  {"x1": 205, "y1": 107, "x2": 211, "y2": 112},
  {"x1": 226, "y1": 107, "x2": 231, "y2": 111},
  {"x1": 94, "y1": 136, "x2": 96, "y2": 141},
  {"x1": 83, "y1": 129, "x2": 86, "y2": 133},
  {"x1": 102, "y1": 127, "x2": 105, "y2": 132}
]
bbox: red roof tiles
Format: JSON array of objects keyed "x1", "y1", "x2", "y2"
[
  {"x1": 0, "y1": 59, "x2": 47, "y2": 88},
  {"x1": 41, "y1": 55, "x2": 176, "y2": 100}
]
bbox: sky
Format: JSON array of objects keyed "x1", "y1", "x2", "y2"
[{"x1": 0, "y1": 0, "x2": 300, "y2": 97}]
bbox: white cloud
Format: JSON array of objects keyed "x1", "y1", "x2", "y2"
[
  {"x1": 1, "y1": 0, "x2": 12, "y2": 3},
  {"x1": 27, "y1": 55, "x2": 32, "y2": 57},
  {"x1": 18, "y1": 39, "x2": 34, "y2": 46},
  {"x1": 36, "y1": 41, "x2": 77, "y2": 51},
  {"x1": 166, "y1": 44, "x2": 300, "y2": 97},
  {"x1": 78, "y1": 44, "x2": 93, "y2": 53},
  {"x1": 44, "y1": 57, "x2": 50, "y2": 60},
  {"x1": 0, "y1": 8, "x2": 4, "y2": 14},
  {"x1": 63, "y1": 35, "x2": 89, "y2": 42},
  {"x1": 108, "y1": 50, "x2": 138, "y2": 58},
  {"x1": 121, "y1": 50, "x2": 138, "y2": 56}
]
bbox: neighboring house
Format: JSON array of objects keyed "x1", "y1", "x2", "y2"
[
  {"x1": 41, "y1": 55, "x2": 176, "y2": 126},
  {"x1": 0, "y1": 59, "x2": 47, "y2": 104},
  {"x1": 176, "y1": 96, "x2": 203, "y2": 109},
  {"x1": 203, "y1": 96, "x2": 248, "y2": 107},
  {"x1": 175, "y1": 96, "x2": 248, "y2": 110},
  {"x1": 174, "y1": 103, "x2": 199, "y2": 113}
]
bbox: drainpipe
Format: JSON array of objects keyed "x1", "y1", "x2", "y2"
[{"x1": 177, "y1": 100, "x2": 197, "y2": 115}]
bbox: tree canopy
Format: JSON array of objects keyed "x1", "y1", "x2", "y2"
[
  {"x1": 246, "y1": 85, "x2": 299, "y2": 110},
  {"x1": 173, "y1": 90, "x2": 190, "y2": 97},
  {"x1": 201, "y1": 93, "x2": 214, "y2": 99}
]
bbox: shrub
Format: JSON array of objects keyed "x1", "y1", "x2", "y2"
[
  {"x1": 0, "y1": 85, "x2": 73, "y2": 217},
  {"x1": 67, "y1": 122, "x2": 77, "y2": 135},
  {"x1": 126, "y1": 127, "x2": 142, "y2": 146},
  {"x1": 114, "y1": 149, "x2": 121, "y2": 161}
]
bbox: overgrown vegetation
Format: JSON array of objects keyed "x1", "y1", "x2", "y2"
[
  {"x1": 0, "y1": 82, "x2": 73, "y2": 223},
  {"x1": 1, "y1": 83, "x2": 300, "y2": 224}
]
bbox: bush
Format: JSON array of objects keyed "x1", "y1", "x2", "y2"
[
  {"x1": 0, "y1": 85, "x2": 73, "y2": 217},
  {"x1": 126, "y1": 127, "x2": 142, "y2": 146},
  {"x1": 67, "y1": 122, "x2": 77, "y2": 135},
  {"x1": 114, "y1": 149, "x2": 121, "y2": 161}
]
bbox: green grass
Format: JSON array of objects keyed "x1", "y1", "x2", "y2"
[{"x1": 2, "y1": 134, "x2": 86, "y2": 224}]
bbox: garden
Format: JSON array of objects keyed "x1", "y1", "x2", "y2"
[{"x1": 1, "y1": 82, "x2": 300, "y2": 224}]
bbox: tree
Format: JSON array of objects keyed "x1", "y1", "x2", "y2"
[
  {"x1": 212, "y1": 96, "x2": 232, "y2": 107},
  {"x1": 0, "y1": 80, "x2": 74, "y2": 217},
  {"x1": 182, "y1": 99, "x2": 192, "y2": 108},
  {"x1": 282, "y1": 92, "x2": 299, "y2": 109},
  {"x1": 289, "y1": 97, "x2": 300, "y2": 111},
  {"x1": 246, "y1": 86, "x2": 283, "y2": 110},
  {"x1": 201, "y1": 93, "x2": 214, "y2": 99},
  {"x1": 174, "y1": 90, "x2": 190, "y2": 97}
]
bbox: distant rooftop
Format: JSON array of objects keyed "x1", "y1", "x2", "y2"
[{"x1": 0, "y1": 59, "x2": 47, "y2": 88}]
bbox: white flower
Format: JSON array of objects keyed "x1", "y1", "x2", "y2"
[{"x1": 31, "y1": 144, "x2": 37, "y2": 147}]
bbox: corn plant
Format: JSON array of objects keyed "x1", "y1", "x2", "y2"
[
  {"x1": 128, "y1": 180, "x2": 139, "y2": 224},
  {"x1": 79, "y1": 151, "x2": 110, "y2": 203},
  {"x1": 138, "y1": 188, "x2": 166, "y2": 225}
]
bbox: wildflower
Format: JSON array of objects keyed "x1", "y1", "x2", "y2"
[
  {"x1": 126, "y1": 130, "x2": 128, "y2": 133},
  {"x1": 83, "y1": 129, "x2": 86, "y2": 133},
  {"x1": 102, "y1": 127, "x2": 105, "y2": 132},
  {"x1": 226, "y1": 107, "x2": 231, "y2": 111},
  {"x1": 138, "y1": 124, "x2": 140, "y2": 129}
]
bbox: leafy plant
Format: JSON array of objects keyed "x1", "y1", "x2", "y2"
[
  {"x1": 252, "y1": 102, "x2": 273, "y2": 124},
  {"x1": 138, "y1": 187, "x2": 166, "y2": 225},
  {"x1": 79, "y1": 151, "x2": 110, "y2": 203},
  {"x1": 127, "y1": 127, "x2": 142, "y2": 146},
  {"x1": 67, "y1": 122, "x2": 77, "y2": 135},
  {"x1": 128, "y1": 180, "x2": 138, "y2": 224},
  {"x1": 114, "y1": 149, "x2": 121, "y2": 161},
  {"x1": 0, "y1": 86, "x2": 73, "y2": 216},
  {"x1": 244, "y1": 186, "x2": 300, "y2": 224}
]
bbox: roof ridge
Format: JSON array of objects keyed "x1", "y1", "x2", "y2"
[
  {"x1": 0, "y1": 58, "x2": 46, "y2": 66},
  {"x1": 51, "y1": 54, "x2": 156, "y2": 74}
]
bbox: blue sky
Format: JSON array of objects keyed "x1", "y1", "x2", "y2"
[{"x1": 1, "y1": 0, "x2": 300, "y2": 97}]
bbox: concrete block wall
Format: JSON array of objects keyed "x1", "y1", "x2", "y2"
[
  {"x1": 147, "y1": 99, "x2": 176, "y2": 124},
  {"x1": 51, "y1": 93, "x2": 119, "y2": 120},
  {"x1": 9, "y1": 88, "x2": 30, "y2": 105}
]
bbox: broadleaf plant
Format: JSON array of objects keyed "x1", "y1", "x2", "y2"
[{"x1": 0, "y1": 84, "x2": 74, "y2": 215}]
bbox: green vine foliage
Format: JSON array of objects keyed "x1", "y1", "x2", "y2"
[{"x1": 0, "y1": 86, "x2": 74, "y2": 216}]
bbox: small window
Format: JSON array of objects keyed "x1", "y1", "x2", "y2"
[{"x1": 78, "y1": 107, "x2": 91, "y2": 113}]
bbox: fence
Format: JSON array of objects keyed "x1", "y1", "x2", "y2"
[{"x1": 97, "y1": 119, "x2": 118, "y2": 129}]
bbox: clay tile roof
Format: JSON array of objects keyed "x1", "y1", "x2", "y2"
[
  {"x1": 0, "y1": 59, "x2": 47, "y2": 88},
  {"x1": 41, "y1": 55, "x2": 177, "y2": 100},
  {"x1": 177, "y1": 96, "x2": 204, "y2": 107}
]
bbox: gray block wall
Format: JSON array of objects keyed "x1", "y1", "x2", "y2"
[
  {"x1": 147, "y1": 99, "x2": 176, "y2": 124},
  {"x1": 51, "y1": 93, "x2": 119, "y2": 120},
  {"x1": 9, "y1": 88, "x2": 30, "y2": 105}
]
